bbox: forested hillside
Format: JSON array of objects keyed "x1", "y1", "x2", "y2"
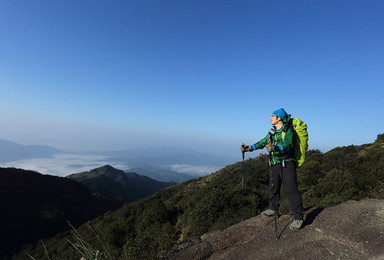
[
  {"x1": 13, "y1": 134, "x2": 384, "y2": 260},
  {"x1": 0, "y1": 168, "x2": 121, "y2": 260}
]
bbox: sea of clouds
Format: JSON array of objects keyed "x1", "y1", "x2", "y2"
[
  {"x1": 0, "y1": 154, "x2": 128, "y2": 177},
  {"x1": 0, "y1": 153, "x2": 218, "y2": 177}
]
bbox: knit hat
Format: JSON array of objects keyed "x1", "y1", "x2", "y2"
[{"x1": 272, "y1": 108, "x2": 287, "y2": 120}]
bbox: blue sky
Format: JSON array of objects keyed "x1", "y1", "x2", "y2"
[{"x1": 1, "y1": 0, "x2": 383, "y2": 158}]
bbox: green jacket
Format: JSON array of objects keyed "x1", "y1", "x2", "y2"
[{"x1": 252, "y1": 115, "x2": 295, "y2": 166}]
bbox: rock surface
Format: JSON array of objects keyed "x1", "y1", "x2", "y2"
[{"x1": 165, "y1": 199, "x2": 384, "y2": 260}]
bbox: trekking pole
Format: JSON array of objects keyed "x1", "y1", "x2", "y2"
[
  {"x1": 269, "y1": 138, "x2": 278, "y2": 241},
  {"x1": 242, "y1": 150, "x2": 245, "y2": 192},
  {"x1": 241, "y1": 150, "x2": 245, "y2": 221},
  {"x1": 267, "y1": 131, "x2": 279, "y2": 241},
  {"x1": 274, "y1": 211, "x2": 278, "y2": 241}
]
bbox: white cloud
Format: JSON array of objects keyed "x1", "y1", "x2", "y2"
[{"x1": 167, "y1": 164, "x2": 219, "y2": 176}]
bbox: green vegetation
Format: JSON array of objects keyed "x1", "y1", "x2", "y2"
[
  {"x1": 299, "y1": 134, "x2": 384, "y2": 207},
  {"x1": 13, "y1": 134, "x2": 384, "y2": 260}
]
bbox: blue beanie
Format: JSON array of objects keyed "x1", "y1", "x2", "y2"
[{"x1": 272, "y1": 108, "x2": 287, "y2": 120}]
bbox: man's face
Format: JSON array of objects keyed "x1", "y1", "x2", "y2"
[{"x1": 270, "y1": 115, "x2": 281, "y2": 125}]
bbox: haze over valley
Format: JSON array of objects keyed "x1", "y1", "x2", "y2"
[{"x1": 0, "y1": 138, "x2": 236, "y2": 182}]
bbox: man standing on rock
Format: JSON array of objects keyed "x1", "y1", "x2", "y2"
[{"x1": 241, "y1": 108, "x2": 304, "y2": 231}]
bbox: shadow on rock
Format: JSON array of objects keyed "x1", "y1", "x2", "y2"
[{"x1": 303, "y1": 207, "x2": 324, "y2": 228}]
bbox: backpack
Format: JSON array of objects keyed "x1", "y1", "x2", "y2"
[{"x1": 282, "y1": 117, "x2": 309, "y2": 168}]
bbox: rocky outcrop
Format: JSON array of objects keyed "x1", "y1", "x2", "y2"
[{"x1": 164, "y1": 199, "x2": 384, "y2": 260}]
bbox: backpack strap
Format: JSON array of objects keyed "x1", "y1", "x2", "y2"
[
  {"x1": 282, "y1": 118, "x2": 293, "y2": 133},
  {"x1": 281, "y1": 118, "x2": 293, "y2": 140}
]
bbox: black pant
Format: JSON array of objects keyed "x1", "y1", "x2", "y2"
[{"x1": 269, "y1": 161, "x2": 303, "y2": 220}]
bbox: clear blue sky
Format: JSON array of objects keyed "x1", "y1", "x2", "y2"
[{"x1": 1, "y1": 0, "x2": 383, "y2": 158}]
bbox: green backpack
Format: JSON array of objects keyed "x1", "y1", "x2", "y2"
[{"x1": 282, "y1": 117, "x2": 309, "y2": 168}]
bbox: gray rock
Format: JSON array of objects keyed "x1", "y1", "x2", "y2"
[{"x1": 166, "y1": 199, "x2": 384, "y2": 260}]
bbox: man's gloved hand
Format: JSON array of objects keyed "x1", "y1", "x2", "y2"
[
  {"x1": 265, "y1": 144, "x2": 274, "y2": 152},
  {"x1": 241, "y1": 143, "x2": 253, "y2": 152},
  {"x1": 266, "y1": 144, "x2": 281, "y2": 152}
]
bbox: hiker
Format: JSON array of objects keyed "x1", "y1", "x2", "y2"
[{"x1": 241, "y1": 108, "x2": 304, "y2": 231}]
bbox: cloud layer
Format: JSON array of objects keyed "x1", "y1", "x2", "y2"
[
  {"x1": 0, "y1": 154, "x2": 129, "y2": 177},
  {"x1": 0, "y1": 154, "x2": 218, "y2": 177}
]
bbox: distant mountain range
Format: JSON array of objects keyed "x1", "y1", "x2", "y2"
[
  {"x1": 67, "y1": 165, "x2": 175, "y2": 202},
  {"x1": 87, "y1": 146, "x2": 236, "y2": 167},
  {"x1": 0, "y1": 139, "x2": 63, "y2": 163},
  {"x1": 0, "y1": 138, "x2": 235, "y2": 169},
  {"x1": 126, "y1": 162, "x2": 194, "y2": 183}
]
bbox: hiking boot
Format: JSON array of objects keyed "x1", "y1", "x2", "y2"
[
  {"x1": 261, "y1": 209, "x2": 278, "y2": 217},
  {"x1": 289, "y1": 219, "x2": 304, "y2": 231}
]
